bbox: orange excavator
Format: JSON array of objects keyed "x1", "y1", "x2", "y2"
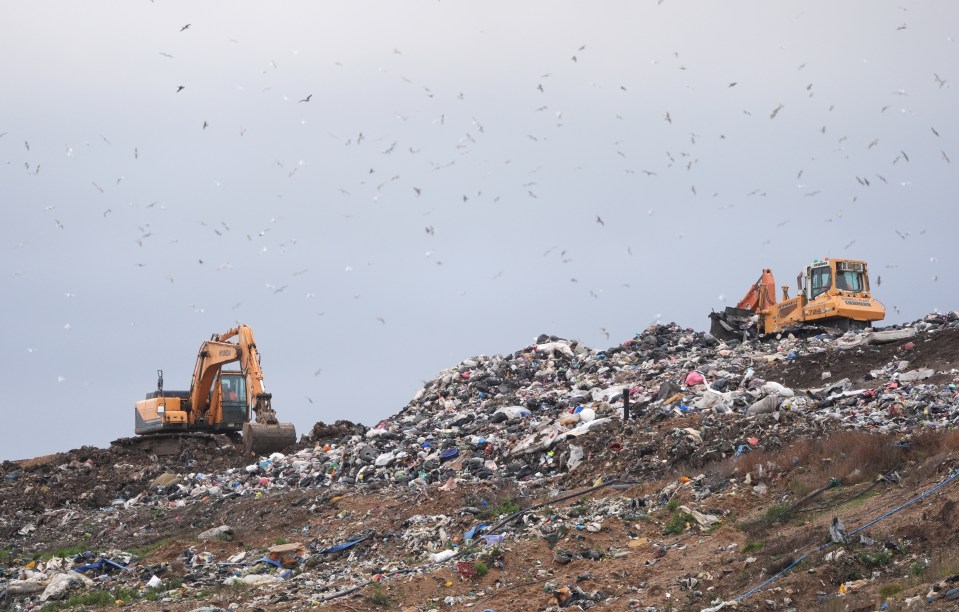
[
  {"x1": 709, "y1": 258, "x2": 885, "y2": 340},
  {"x1": 131, "y1": 324, "x2": 296, "y2": 455}
]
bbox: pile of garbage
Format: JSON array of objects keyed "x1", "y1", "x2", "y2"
[
  {"x1": 125, "y1": 312, "x2": 959, "y2": 502},
  {"x1": 1, "y1": 312, "x2": 958, "y2": 609}
]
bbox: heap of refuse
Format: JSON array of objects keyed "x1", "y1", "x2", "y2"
[
  {"x1": 2, "y1": 311, "x2": 959, "y2": 609},
  {"x1": 126, "y1": 312, "x2": 959, "y2": 506}
]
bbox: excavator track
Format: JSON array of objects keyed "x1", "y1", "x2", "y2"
[{"x1": 112, "y1": 432, "x2": 241, "y2": 456}]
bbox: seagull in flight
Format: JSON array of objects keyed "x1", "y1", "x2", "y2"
[
  {"x1": 299, "y1": 94, "x2": 312, "y2": 103},
  {"x1": 180, "y1": 23, "x2": 191, "y2": 31}
]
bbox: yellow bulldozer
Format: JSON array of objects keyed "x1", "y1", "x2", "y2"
[
  {"x1": 131, "y1": 324, "x2": 296, "y2": 455},
  {"x1": 709, "y1": 258, "x2": 885, "y2": 340}
]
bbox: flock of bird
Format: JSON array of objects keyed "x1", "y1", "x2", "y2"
[{"x1": 3, "y1": 6, "x2": 955, "y2": 404}]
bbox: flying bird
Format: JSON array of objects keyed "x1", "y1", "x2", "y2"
[
  {"x1": 176, "y1": 85, "x2": 185, "y2": 93},
  {"x1": 180, "y1": 23, "x2": 191, "y2": 31},
  {"x1": 770, "y1": 103, "x2": 784, "y2": 119},
  {"x1": 299, "y1": 94, "x2": 312, "y2": 103},
  {"x1": 595, "y1": 215, "x2": 604, "y2": 226}
]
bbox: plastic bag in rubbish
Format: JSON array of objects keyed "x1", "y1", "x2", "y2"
[{"x1": 568, "y1": 445, "x2": 584, "y2": 471}]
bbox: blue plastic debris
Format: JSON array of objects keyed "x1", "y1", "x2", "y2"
[
  {"x1": 75, "y1": 558, "x2": 130, "y2": 573},
  {"x1": 463, "y1": 522, "x2": 490, "y2": 541},
  {"x1": 320, "y1": 535, "x2": 369, "y2": 555}
]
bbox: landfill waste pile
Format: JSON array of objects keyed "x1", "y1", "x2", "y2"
[{"x1": 2, "y1": 311, "x2": 959, "y2": 611}]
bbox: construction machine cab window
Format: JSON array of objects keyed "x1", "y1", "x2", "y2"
[
  {"x1": 836, "y1": 270, "x2": 863, "y2": 292},
  {"x1": 810, "y1": 267, "x2": 831, "y2": 299},
  {"x1": 218, "y1": 375, "x2": 246, "y2": 404}
]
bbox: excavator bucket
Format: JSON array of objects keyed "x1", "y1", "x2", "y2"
[{"x1": 243, "y1": 422, "x2": 297, "y2": 456}]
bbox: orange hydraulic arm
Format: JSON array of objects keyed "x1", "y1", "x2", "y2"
[
  {"x1": 735, "y1": 269, "x2": 778, "y2": 313},
  {"x1": 215, "y1": 325, "x2": 278, "y2": 424},
  {"x1": 187, "y1": 340, "x2": 241, "y2": 424}
]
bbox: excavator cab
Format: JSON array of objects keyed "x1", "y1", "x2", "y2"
[{"x1": 217, "y1": 372, "x2": 249, "y2": 431}]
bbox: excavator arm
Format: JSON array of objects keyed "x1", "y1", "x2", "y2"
[
  {"x1": 214, "y1": 324, "x2": 295, "y2": 454},
  {"x1": 215, "y1": 325, "x2": 277, "y2": 425},
  {"x1": 188, "y1": 340, "x2": 241, "y2": 424}
]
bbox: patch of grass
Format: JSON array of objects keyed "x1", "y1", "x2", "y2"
[
  {"x1": 879, "y1": 582, "x2": 904, "y2": 600},
  {"x1": 366, "y1": 583, "x2": 391, "y2": 607},
  {"x1": 474, "y1": 561, "x2": 489, "y2": 577},
  {"x1": 742, "y1": 540, "x2": 764, "y2": 554},
  {"x1": 129, "y1": 537, "x2": 170, "y2": 559},
  {"x1": 663, "y1": 512, "x2": 694, "y2": 535},
  {"x1": 111, "y1": 586, "x2": 142, "y2": 602},
  {"x1": 733, "y1": 430, "x2": 911, "y2": 488},
  {"x1": 42, "y1": 590, "x2": 114, "y2": 610},
  {"x1": 858, "y1": 550, "x2": 892, "y2": 568},
  {"x1": 765, "y1": 502, "x2": 792, "y2": 525},
  {"x1": 666, "y1": 498, "x2": 679, "y2": 512},
  {"x1": 925, "y1": 552, "x2": 959, "y2": 580},
  {"x1": 910, "y1": 561, "x2": 925, "y2": 576},
  {"x1": 39, "y1": 545, "x2": 87, "y2": 561},
  {"x1": 480, "y1": 498, "x2": 521, "y2": 521},
  {"x1": 275, "y1": 537, "x2": 288, "y2": 545},
  {"x1": 0, "y1": 547, "x2": 14, "y2": 564}
]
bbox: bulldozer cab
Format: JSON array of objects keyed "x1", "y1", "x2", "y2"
[
  {"x1": 799, "y1": 259, "x2": 869, "y2": 301},
  {"x1": 834, "y1": 261, "x2": 867, "y2": 293}
]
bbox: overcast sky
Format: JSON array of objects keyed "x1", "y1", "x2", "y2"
[{"x1": 2, "y1": 2, "x2": 956, "y2": 461}]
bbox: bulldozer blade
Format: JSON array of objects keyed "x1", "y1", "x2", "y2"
[{"x1": 243, "y1": 422, "x2": 296, "y2": 456}]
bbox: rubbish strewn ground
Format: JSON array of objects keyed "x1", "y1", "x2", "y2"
[{"x1": 2, "y1": 312, "x2": 959, "y2": 610}]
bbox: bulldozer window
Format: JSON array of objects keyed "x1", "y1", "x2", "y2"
[
  {"x1": 836, "y1": 271, "x2": 863, "y2": 292},
  {"x1": 811, "y1": 267, "x2": 831, "y2": 298}
]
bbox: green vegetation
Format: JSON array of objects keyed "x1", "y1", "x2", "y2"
[
  {"x1": 42, "y1": 591, "x2": 114, "y2": 610},
  {"x1": 663, "y1": 511, "x2": 695, "y2": 535},
  {"x1": 879, "y1": 583, "x2": 904, "y2": 600},
  {"x1": 765, "y1": 502, "x2": 792, "y2": 525},
  {"x1": 129, "y1": 538, "x2": 170, "y2": 559},
  {"x1": 568, "y1": 500, "x2": 589, "y2": 518},
  {"x1": 858, "y1": 550, "x2": 892, "y2": 568},
  {"x1": 37, "y1": 545, "x2": 87, "y2": 561},
  {"x1": 742, "y1": 540, "x2": 764, "y2": 554},
  {"x1": 480, "y1": 498, "x2": 521, "y2": 521},
  {"x1": 275, "y1": 537, "x2": 288, "y2": 545},
  {"x1": 910, "y1": 561, "x2": 925, "y2": 576},
  {"x1": 366, "y1": 583, "x2": 391, "y2": 607},
  {"x1": 474, "y1": 561, "x2": 489, "y2": 577},
  {"x1": 666, "y1": 498, "x2": 680, "y2": 512}
]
